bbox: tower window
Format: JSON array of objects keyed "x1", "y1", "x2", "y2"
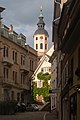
[
  {"x1": 45, "y1": 44, "x2": 47, "y2": 50},
  {"x1": 45, "y1": 37, "x2": 47, "y2": 40},
  {"x1": 41, "y1": 25, "x2": 42, "y2": 28},
  {"x1": 40, "y1": 43, "x2": 43, "y2": 49},
  {"x1": 36, "y1": 44, "x2": 38, "y2": 49},
  {"x1": 36, "y1": 37, "x2": 38, "y2": 40}
]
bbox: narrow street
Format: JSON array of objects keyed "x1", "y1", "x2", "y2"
[
  {"x1": 0, "y1": 112, "x2": 46, "y2": 120},
  {"x1": 0, "y1": 111, "x2": 58, "y2": 120}
]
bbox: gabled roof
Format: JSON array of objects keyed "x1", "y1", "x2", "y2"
[{"x1": 32, "y1": 45, "x2": 54, "y2": 79}]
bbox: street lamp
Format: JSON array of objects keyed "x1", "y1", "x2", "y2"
[{"x1": 0, "y1": 6, "x2": 5, "y2": 20}]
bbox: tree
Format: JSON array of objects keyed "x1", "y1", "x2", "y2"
[
  {"x1": 32, "y1": 72, "x2": 51, "y2": 102},
  {"x1": 37, "y1": 72, "x2": 51, "y2": 102}
]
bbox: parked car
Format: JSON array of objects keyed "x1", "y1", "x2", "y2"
[
  {"x1": 26, "y1": 104, "x2": 34, "y2": 112},
  {"x1": 32, "y1": 104, "x2": 39, "y2": 111},
  {"x1": 15, "y1": 102, "x2": 26, "y2": 112}
]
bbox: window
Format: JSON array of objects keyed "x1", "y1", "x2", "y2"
[
  {"x1": 38, "y1": 80, "x2": 42, "y2": 88},
  {"x1": 32, "y1": 61, "x2": 33, "y2": 70},
  {"x1": 21, "y1": 73, "x2": 25, "y2": 84},
  {"x1": 45, "y1": 44, "x2": 47, "y2": 50},
  {"x1": 17, "y1": 93, "x2": 20, "y2": 102},
  {"x1": 4, "y1": 68, "x2": 9, "y2": 81},
  {"x1": 21, "y1": 55, "x2": 25, "y2": 65},
  {"x1": 30, "y1": 60, "x2": 31, "y2": 70},
  {"x1": 13, "y1": 71, "x2": 17, "y2": 84},
  {"x1": 36, "y1": 37, "x2": 38, "y2": 40},
  {"x1": 36, "y1": 44, "x2": 38, "y2": 49},
  {"x1": 41, "y1": 68, "x2": 43, "y2": 72},
  {"x1": 13, "y1": 51, "x2": 17, "y2": 63},
  {"x1": 4, "y1": 89, "x2": 10, "y2": 101},
  {"x1": 11, "y1": 91, "x2": 14, "y2": 100},
  {"x1": 41, "y1": 25, "x2": 42, "y2": 28},
  {"x1": 30, "y1": 60, "x2": 34, "y2": 71},
  {"x1": 45, "y1": 37, "x2": 47, "y2": 40},
  {"x1": 40, "y1": 43, "x2": 43, "y2": 49},
  {"x1": 3, "y1": 46, "x2": 8, "y2": 57},
  {"x1": 49, "y1": 67, "x2": 51, "y2": 72}
]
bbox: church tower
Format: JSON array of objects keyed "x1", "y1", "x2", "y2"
[{"x1": 33, "y1": 6, "x2": 49, "y2": 58}]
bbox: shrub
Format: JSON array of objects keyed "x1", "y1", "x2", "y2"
[{"x1": 0, "y1": 100, "x2": 17, "y2": 115}]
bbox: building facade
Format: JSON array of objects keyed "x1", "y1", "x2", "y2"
[
  {"x1": 32, "y1": 46, "x2": 54, "y2": 102},
  {"x1": 57, "y1": 0, "x2": 80, "y2": 120},
  {"x1": 49, "y1": 50, "x2": 58, "y2": 111},
  {"x1": 0, "y1": 22, "x2": 38, "y2": 105},
  {"x1": 52, "y1": 0, "x2": 80, "y2": 120},
  {"x1": 32, "y1": 46, "x2": 54, "y2": 88}
]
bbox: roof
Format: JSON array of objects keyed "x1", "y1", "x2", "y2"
[{"x1": 34, "y1": 28, "x2": 49, "y2": 37}]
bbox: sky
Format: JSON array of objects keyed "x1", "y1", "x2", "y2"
[{"x1": 0, "y1": 0, "x2": 54, "y2": 48}]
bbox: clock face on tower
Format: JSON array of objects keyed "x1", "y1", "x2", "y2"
[{"x1": 40, "y1": 36, "x2": 43, "y2": 39}]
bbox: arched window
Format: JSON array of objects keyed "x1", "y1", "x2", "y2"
[
  {"x1": 36, "y1": 37, "x2": 38, "y2": 40},
  {"x1": 45, "y1": 37, "x2": 47, "y2": 40},
  {"x1": 40, "y1": 43, "x2": 43, "y2": 49},
  {"x1": 36, "y1": 44, "x2": 38, "y2": 49},
  {"x1": 45, "y1": 44, "x2": 47, "y2": 50}
]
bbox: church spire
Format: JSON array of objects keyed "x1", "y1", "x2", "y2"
[
  {"x1": 33, "y1": 6, "x2": 49, "y2": 57},
  {"x1": 37, "y1": 6, "x2": 45, "y2": 29},
  {"x1": 39, "y1": 6, "x2": 43, "y2": 18}
]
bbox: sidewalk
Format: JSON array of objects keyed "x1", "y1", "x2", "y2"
[{"x1": 44, "y1": 109, "x2": 58, "y2": 120}]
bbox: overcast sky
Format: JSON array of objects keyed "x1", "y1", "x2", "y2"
[{"x1": 0, "y1": 0, "x2": 54, "y2": 48}]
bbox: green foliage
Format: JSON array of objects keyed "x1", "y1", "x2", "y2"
[
  {"x1": 37, "y1": 72, "x2": 51, "y2": 81},
  {"x1": 0, "y1": 100, "x2": 17, "y2": 115},
  {"x1": 37, "y1": 72, "x2": 44, "y2": 80},
  {"x1": 32, "y1": 72, "x2": 51, "y2": 102}
]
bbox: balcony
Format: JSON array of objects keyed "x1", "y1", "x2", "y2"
[
  {"x1": 20, "y1": 65, "x2": 28, "y2": 74},
  {"x1": 2, "y1": 79, "x2": 13, "y2": 89},
  {"x1": 2, "y1": 57, "x2": 13, "y2": 67},
  {"x1": 2, "y1": 79, "x2": 21, "y2": 89},
  {"x1": 19, "y1": 84, "x2": 30, "y2": 90}
]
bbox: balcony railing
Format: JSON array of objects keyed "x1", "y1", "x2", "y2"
[
  {"x1": 20, "y1": 65, "x2": 28, "y2": 74},
  {"x1": 2, "y1": 57, "x2": 13, "y2": 67},
  {"x1": 2, "y1": 79, "x2": 14, "y2": 88},
  {"x1": 19, "y1": 84, "x2": 30, "y2": 90}
]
